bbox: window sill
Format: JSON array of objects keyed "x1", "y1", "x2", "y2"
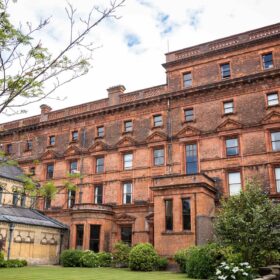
[
  {"x1": 266, "y1": 104, "x2": 279, "y2": 109},
  {"x1": 162, "y1": 231, "x2": 193, "y2": 236},
  {"x1": 46, "y1": 145, "x2": 55, "y2": 148},
  {"x1": 151, "y1": 125, "x2": 164, "y2": 130},
  {"x1": 69, "y1": 140, "x2": 78, "y2": 144},
  {"x1": 122, "y1": 131, "x2": 133, "y2": 135},
  {"x1": 95, "y1": 136, "x2": 104, "y2": 140},
  {"x1": 222, "y1": 112, "x2": 235, "y2": 117},
  {"x1": 182, "y1": 119, "x2": 195, "y2": 124}
]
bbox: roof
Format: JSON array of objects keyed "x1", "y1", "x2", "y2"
[
  {"x1": 0, "y1": 205, "x2": 68, "y2": 229},
  {"x1": 0, "y1": 159, "x2": 24, "y2": 182}
]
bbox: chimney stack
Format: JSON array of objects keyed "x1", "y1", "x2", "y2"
[{"x1": 107, "y1": 85, "x2": 126, "y2": 106}]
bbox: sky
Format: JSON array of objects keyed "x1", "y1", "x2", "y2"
[{"x1": 1, "y1": 0, "x2": 280, "y2": 123}]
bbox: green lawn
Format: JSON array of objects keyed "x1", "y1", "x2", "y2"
[{"x1": 0, "y1": 266, "x2": 187, "y2": 280}]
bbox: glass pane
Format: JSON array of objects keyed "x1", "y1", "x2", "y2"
[
  {"x1": 271, "y1": 132, "x2": 280, "y2": 142},
  {"x1": 226, "y1": 139, "x2": 238, "y2": 148},
  {"x1": 227, "y1": 147, "x2": 238, "y2": 156},
  {"x1": 275, "y1": 168, "x2": 280, "y2": 180},
  {"x1": 229, "y1": 183, "x2": 241, "y2": 196},
  {"x1": 121, "y1": 226, "x2": 132, "y2": 246},
  {"x1": 229, "y1": 172, "x2": 241, "y2": 184}
]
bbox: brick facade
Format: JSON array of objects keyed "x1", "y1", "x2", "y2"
[{"x1": 1, "y1": 23, "x2": 280, "y2": 256}]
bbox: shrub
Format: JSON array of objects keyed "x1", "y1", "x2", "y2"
[
  {"x1": 0, "y1": 251, "x2": 4, "y2": 267},
  {"x1": 214, "y1": 180, "x2": 280, "y2": 268},
  {"x1": 129, "y1": 243, "x2": 159, "y2": 271},
  {"x1": 80, "y1": 250, "x2": 99, "y2": 268},
  {"x1": 213, "y1": 262, "x2": 254, "y2": 280},
  {"x1": 60, "y1": 249, "x2": 83, "y2": 267},
  {"x1": 2, "y1": 259, "x2": 27, "y2": 268},
  {"x1": 156, "y1": 257, "x2": 168, "y2": 271},
  {"x1": 174, "y1": 248, "x2": 188, "y2": 272},
  {"x1": 97, "y1": 252, "x2": 112, "y2": 267},
  {"x1": 112, "y1": 242, "x2": 131, "y2": 268},
  {"x1": 184, "y1": 244, "x2": 223, "y2": 279}
]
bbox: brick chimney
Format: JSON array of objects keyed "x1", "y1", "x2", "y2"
[
  {"x1": 40, "y1": 104, "x2": 52, "y2": 114},
  {"x1": 107, "y1": 85, "x2": 126, "y2": 106}
]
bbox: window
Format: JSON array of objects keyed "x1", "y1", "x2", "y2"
[
  {"x1": 184, "y1": 108, "x2": 194, "y2": 122},
  {"x1": 182, "y1": 198, "x2": 191, "y2": 230},
  {"x1": 46, "y1": 163, "x2": 54, "y2": 179},
  {"x1": 267, "y1": 92, "x2": 279, "y2": 106},
  {"x1": 0, "y1": 187, "x2": 3, "y2": 205},
  {"x1": 183, "y1": 72, "x2": 192, "y2": 87},
  {"x1": 262, "y1": 52, "x2": 273, "y2": 69},
  {"x1": 68, "y1": 190, "x2": 76, "y2": 208},
  {"x1": 97, "y1": 126, "x2": 104, "y2": 137},
  {"x1": 154, "y1": 148, "x2": 164, "y2": 166},
  {"x1": 124, "y1": 120, "x2": 133, "y2": 132},
  {"x1": 275, "y1": 168, "x2": 280, "y2": 193},
  {"x1": 69, "y1": 161, "x2": 78, "y2": 174},
  {"x1": 220, "y1": 63, "x2": 231, "y2": 79},
  {"x1": 226, "y1": 138, "x2": 239, "y2": 156},
  {"x1": 12, "y1": 191, "x2": 19, "y2": 206},
  {"x1": 124, "y1": 153, "x2": 133, "y2": 170},
  {"x1": 6, "y1": 144, "x2": 12, "y2": 154},
  {"x1": 49, "y1": 135, "x2": 55, "y2": 146},
  {"x1": 76, "y1": 224, "x2": 84, "y2": 250},
  {"x1": 121, "y1": 226, "x2": 132, "y2": 246},
  {"x1": 26, "y1": 140, "x2": 32, "y2": 151},
  {"x1": 45, "y1": 197, "x2": 51, "y2": 209},
  {"x1": 165, "y1": 199, "x2": 173, "y2": 231},
  {"x1": 94, "y1": 185, "x2": 103, "y2": 204},
  {"x1": 228, "y1": 172, "x2": 241, "y2": 196},
  {"x1": 30, "y1": 167, "x2": 35, "y2": 176},
  {"x1": 20, "y1": 193, "x2": 26, "y2": 207},
  {"x1": 123, "y1": 182, "x2": 132, "y2": 204},
  {"x1": 89, "y1": 225, "x2": 100, "y2": 252},
  {"x1": 153, "y1": 115, "x2": 163, "y2": 127},
  {"x1": 96, "y1": 157, "x2": 104, "y2": 173},
  {"x1": 271, "y1": 131, "x2": 280, "y2": 151},
  {"x1": 186, "y1": 144, "x2": 198, "y2": 175},
  {"x1": 72, "y1": 131, "x2": 78, "y2": 141},
  {"x1": 224, "y1": 101, "x2": 234, "y2": 114}
]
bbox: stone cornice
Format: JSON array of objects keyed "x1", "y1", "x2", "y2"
[
  {"x1": 1, "y1": 68, "x2": 280, "y2": 136},
  {"x1": 164, "y1": 22, "x2": 280, "y2": 68}
]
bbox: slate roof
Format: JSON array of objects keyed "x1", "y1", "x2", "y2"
[
  {"x1": 0, "y1": 158, "x2": 24, "y2": 182},
  {"x1": 0, "y1": 206, "x2": 68, "y2": 229}
]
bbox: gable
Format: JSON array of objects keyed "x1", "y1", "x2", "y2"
[
  {"x1": 116, "y1": 136, "x2": 137, "y2": 148},
  {"x1": 176, "y1": 125, "x2": 201, "y2": 138},
  {"x1": 115, "y1": 213, "x2": 136, "y2": 224},
  {"x1": 262, "y1": 111, "x2": 280, "y2": 124},
  {"x1": 88, "y1": 140, "x2": 107, "y2": 153},
  {"x1": 146, "y1": 131, "x2": 167, "y2": 143},
  {"x1": 64, "y1": 145, "x2": 81, "y2": 157},
  {"x1": 40, "y1": 149, "x2": 58, "y2": 160},
  {"x1": 216, "y1": 119, "x2": 242, "y2": 132}
]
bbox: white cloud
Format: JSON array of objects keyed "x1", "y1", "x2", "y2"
[{"x1": 1, "y1": 0, "x2": 280, "y2": 123}]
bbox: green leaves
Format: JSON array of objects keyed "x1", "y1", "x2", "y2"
[
  {"x1": 214, "y1": 180, "x2": 280, "y2": 267},
  {"x1": 40, "y1": 181, "x2": 57, "y2": 199}
]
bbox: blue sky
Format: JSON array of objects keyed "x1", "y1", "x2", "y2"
[{"x1": 1, "y1": 0, "x2": 280, "y2": 122}]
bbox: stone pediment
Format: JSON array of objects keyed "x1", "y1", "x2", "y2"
[
  {"x1": 116, "y1": 136, "x2": 137, "y2": 148},
  {"x1": 115, "y1": 213, "x2": 136, "y2": 224},
  {"x1": 40, "y1": 149, "x2": 58, "y2": 160},
  {"x1": 64, "y1": 145, "x2": 81, "y2": 157},
  {"x1": 217, "y1": 119, "x2": 242, "y2": 132},
  {"x1": 176, "y1": 125, "x2": 201, "y2": 138},
  {"x1": 145, "y1": 213, "x2": 154, "y2": 223},
  {"x1": 262, "y1": 111, "x2": 280, "y2": 124},
  {"x1": 88, "y1": 140, "x2": 107, "y2": 153},
  {"x1": 146, "y1": 131, "x2": 167, "y2": 143}
]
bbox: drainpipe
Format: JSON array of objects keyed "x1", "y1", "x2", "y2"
[
  {"x1": 167, "y1": 98, "x2": 173, "y2": 174},
  {"x1": 7, "y1": 223, "x2": 15, "y2": 260},
  {"x1": 194, "y1": 193, "x2": 197, "y2": 245},
  {"x1": 79, "y1": 128, "x2": 86, "y2": 203}
]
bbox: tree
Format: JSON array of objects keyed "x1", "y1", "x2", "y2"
[
  {"x1": 214, "y1": 180, "x2": 280, "y2": 267},
  {"x1": 0, "y1": 0, "x2": 125, "y2": 115}
]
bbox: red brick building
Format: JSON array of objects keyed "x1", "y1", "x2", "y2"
[{"x1": 1, "y1": 23, "x2": 280, "y2": 257}]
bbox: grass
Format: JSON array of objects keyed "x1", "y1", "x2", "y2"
[{"x1": 0, "y1": 266, "x2": 187, "y2": 280}]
